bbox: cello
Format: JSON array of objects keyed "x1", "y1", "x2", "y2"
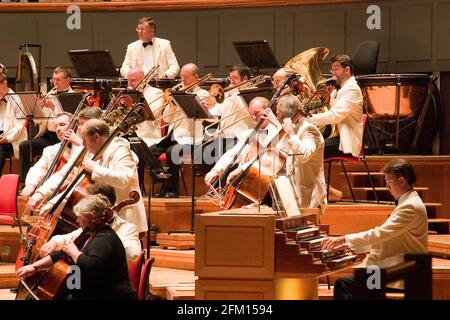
[
  {"x1": 15, "y1": 99, "x2": 151, "y2": 299},
  {"x1": 18, "y1": 191, "x2": 140, "y2": 300},
  {"x1": 221, "y1": 89, "x2": 331, "y2": 210}
]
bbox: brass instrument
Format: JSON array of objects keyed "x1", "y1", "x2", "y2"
[
  {"x1": 135, "y1": 65, "x2": 159, "y2": 92},
  {"x1": 284, "y1": 47, "x2": 338, "y2": 138},
  {"x1": 152, "y1": 73, "x2": 214, "y2": 129}
]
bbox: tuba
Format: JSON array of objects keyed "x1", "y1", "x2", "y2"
[{"x1": 284, "y1": 47, "x2": 338, "y2": 138}]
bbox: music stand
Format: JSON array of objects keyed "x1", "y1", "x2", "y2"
[
  {"x1": 6, "y1": 92, "x2": 53, "y2": 166},
  {"x1": 56, "y1": 92, "x2": 85, "y2": 114},
  {"x1": 232, "y1": 40, "x2": 279, "y2": 74},
  {"x1": 68, "y1": 49, "x2": 119, "y2": 78},
  {"x1": 238, "y1": 86, "x2": 275, "y2": 106},
  {"x1": 170, "y1": 92, "x2": 214, "y2": 233}
]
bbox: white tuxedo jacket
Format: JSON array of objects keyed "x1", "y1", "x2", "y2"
[
  {"x1": 308, "y1": 76, "x2": 363, "y2": 157},
  {"x1": 345, "y1": 190, "x2": 428, "y2": 268},
  {"x1": 120, "y1": 37, "x2": 180, "y2": 79},
  {"x1": 276, "y1": 119, "x2": 327, "y2": 208}
]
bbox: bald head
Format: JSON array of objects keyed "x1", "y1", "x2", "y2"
[
  {"x1": 127, "y1": 68, "x2": 145, "y2": 89},
  {"x1": 248, "y1": 97, "x2": 270, "y2": 126},
  {"x1": 272, "y1": 68, "x2": 292, "y2": 89},
  {"x1": 180, "y1": 63, "x2": 200, "y2": 87}
]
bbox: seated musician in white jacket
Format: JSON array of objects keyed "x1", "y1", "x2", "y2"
[
  {"x1": 21, "y1": 108, "x2": 103, "y2": 198},
  {"x1": 204, "y1": 97, "x2": 279, "y2": 187},
  {"x1": 149, "y1": 63, "x2": 210, "y2": 198},
  {"x1": 39, "y1": 184, "x2": 141, "y2": 261},
  {"x1": 27, "y1": 119, "x2": 148, "y2": 234},
  {"x1": 322, "y1": 159, "x2": 428, "y2": 299},
  {"x1": 272, "y1": 94, "x2": 327, "y2": 208}
]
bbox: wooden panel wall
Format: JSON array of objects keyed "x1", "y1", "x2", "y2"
[{"x1": 1, "y1": 0, "x2": 450, "y2": 78}]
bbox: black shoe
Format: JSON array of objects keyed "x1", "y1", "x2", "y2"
[
  {"x1": 194, "y1": 165, "x2": 204, "y2": 177},
  {"x1": 163, "y1": 191, "x2": 178, "y2": 198},
  {"x1": 154, "y1": 191, "x2": 166, "y2": 198}
]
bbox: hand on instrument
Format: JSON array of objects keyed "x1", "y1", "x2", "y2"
[
  {"x1": 63, "y1": 129, "x2": 83, "y2": 146},
  {"x1": 26, "y1": 192, "x2": 45, "y2": 211},
  {"x1": 44, "y1": 97, "x2": 57, "y2": 111},
  {"x1": 20, "y1": 185, "x2": 36, "y2": 199},
  {"x1": 282, "y1": 118, "x2": 296, "y2": 136},
  {"x1": 0, "y1": 133, "x2": 8, "y2": 144},
  {"x1": 226, "y1": 167, "x2": 244, "y2": 185},
  {"x1": 204, "y1": 169, "x2": 219, "y2": 186},
  {"x1": 261, "y1": 108, "x2": 281, "y2": 128},
  {"x1": 16, "y1": 264, "x2": 38, "y2": 278},
  {"x1": 321, "y1": 236, "x2": 347, "y2": 252},
  {"x1": 63, "y1": 241, "x2": 82, "y2": 262},
  {"x1": 82, "y1": 159, "x2": 97, "y2": 173},
  {"x1": 40, "y1": 240, "x2": 58, "y2": 258}
]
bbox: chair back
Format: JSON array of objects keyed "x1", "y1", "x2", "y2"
[
  {"x1": 128, "y1": 250, "x2": 145, "y2": 292},
  {"x1": 352, "y1": 41, "x2": 379, "y2": 76},
  {"x1": 138, "y1": 257, "x2": 155, "y2": 300},
  {"x1": 0, "y1": 174, "x2": 19, "y2": 225}
]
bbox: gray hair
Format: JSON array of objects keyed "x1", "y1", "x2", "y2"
[
  {"x1": 73, "y1": 194, "x2": 111, "y2": 219},
  {"x1": 277, "y1": 94, "x2": 301, "y2": 120}
]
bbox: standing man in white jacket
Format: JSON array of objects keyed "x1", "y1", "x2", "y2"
[
  {"x1": 120, "y1": 17, "x2": 180, "y2": 79},
  {"x1": 322, "y1": 159, "x2": 428, "y2": 299}
]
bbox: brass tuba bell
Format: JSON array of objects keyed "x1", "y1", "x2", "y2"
[{"x1": 284, "y1": 47, "x2": 338, "y2": 138}]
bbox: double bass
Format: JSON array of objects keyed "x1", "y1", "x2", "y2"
[
  {"x1": 221, "y1": 89, "x2": 330, "y2": 210},
  {"x1": 18, "y1": 191, "x2": 140, "y2": 300}
]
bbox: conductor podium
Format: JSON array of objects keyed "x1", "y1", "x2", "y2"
[{"x1": 195, "y1": 209, "x2": 361, "y2": 300}]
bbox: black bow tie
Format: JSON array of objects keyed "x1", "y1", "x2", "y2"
[{"x1": 142, "y1": 41, "x2": 153, "y2": 48}]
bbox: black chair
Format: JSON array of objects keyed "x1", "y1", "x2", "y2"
[{"x1": 351, "y1": 41, "x2": 379, "y2": 76}]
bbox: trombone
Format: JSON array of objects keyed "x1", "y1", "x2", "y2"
[
  {"x1": 152, "y1": 73, "x2": 214, "y2": 129},
  {"x1": 135, "y1": 65, "x2": 159, "y2": 92}
]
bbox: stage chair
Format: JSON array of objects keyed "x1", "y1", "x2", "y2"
[
  {"x1": 325, "y1": 114, "x2": 379, "y2": 203},
  {"x1": 0, "y1": 174, "x2": 20, "y2": 226},
  {"x1": 352, "y1": 40, "x2": 379, "y2": 76},
  {"x1": 138, "y1": 257, "x2": 155, "y2": 300},
  {"x1": 128, "y1": 250, "x2": 145, "y2": 293}
]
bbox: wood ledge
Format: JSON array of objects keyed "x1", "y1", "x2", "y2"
[{"x1": 0, "y1": 0, "x2": 366, "y2": 13}]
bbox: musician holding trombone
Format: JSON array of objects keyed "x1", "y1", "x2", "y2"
[{"x1": 149, "y1": 63, "x2": 210, "y2": 198}]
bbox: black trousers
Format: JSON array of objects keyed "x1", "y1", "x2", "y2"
[
  {"x1": 333, "y1": 275, "x2": 355, "y2": 300},
  {"x1": 19, "y1": 131, "x2": 58, "y2": 182},
  {"x1": 324, "y1": 136, "x2": 354, "y2": 159},
  {"x1": 0, "y1": 139, "x2": 13, "y2": 176}
]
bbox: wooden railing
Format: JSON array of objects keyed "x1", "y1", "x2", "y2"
[{"x1": 0, "y1": 0, "x2": 366, "y2": 13}]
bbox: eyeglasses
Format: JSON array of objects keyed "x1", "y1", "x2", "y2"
[{"x1": 136, "y1": 27, "x2": 149, "y2": 32}]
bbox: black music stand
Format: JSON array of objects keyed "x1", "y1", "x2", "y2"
[
  {"x1": 7, "y1": 92, "x2": 53, "y2": 166},
  {"x1": 56, "y1": 92, "x2": 85, "y2": 114},
  {"x1": 238, "y1": 86, "x2": 275, "y2": 105},
  {"x1": 170, "y1": 92, "x2": 214, "y2": 234},
  {"x1": 232, "y1": 40, "x2": 279, "y2": 74},
  {"x1": 68, "y1": 49, "x2": 119, "y2": 78},
  {"x1": 68, "y1": 50, "x2": 120, "y2": 108}
]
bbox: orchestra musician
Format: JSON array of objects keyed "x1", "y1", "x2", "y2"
[
  {"x1": 120, "y1": 17, "x2": 180, "y2": 79},
  {"x1": 271, "y1": 94, "x2": 327, "y2": 208},
  {"x1": 0, "y1": 72, "x2": 27, "y2": 176},
  {"x1": 306, "y1": 54, "x2": 363, "y2": 201},
  {"x1": 27, "y1": 119, "x2": 148, "y2": 233},
  {"x1": 204, "y1": 96, "x2": 279, "y2": 187},
  {"x1": 149, "y1": 63, "x2": 210, "y2": 198},
  {"x1": 39, "y1": 183, "x2": 142, "y2": 262},
  {"x1": 206, "y1": 64, "x2": 256, "y2": 160},
  {"x1": 19, "y1": 66, "x2": 75, "y2": 183},
  {"x1": 126, "y1": 67, "x2": 168, "y2": 190},
  {"x1": 0, "y1": 63, "x2": 6, "y2": 74},
  {"x1": 16, "y1": 194, "x2": 138, "y2": 300},
  {"x1": 322, "y1": 159, "x2": 428, "y2": 299},
  {"x1": 20, "y1": 107, "x2": 102, "y2": 199}
]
